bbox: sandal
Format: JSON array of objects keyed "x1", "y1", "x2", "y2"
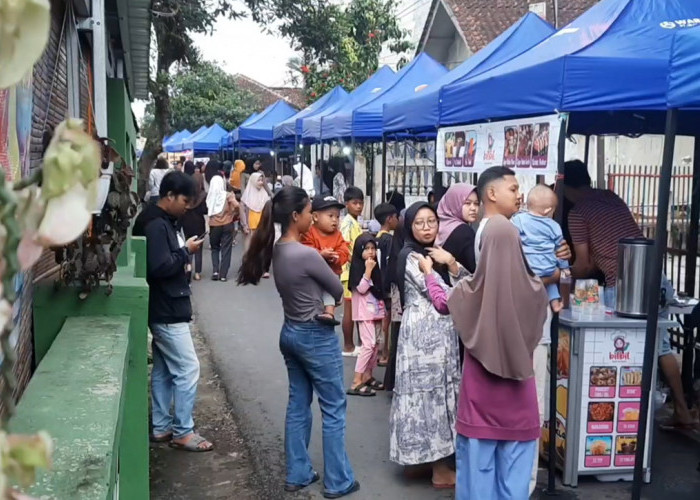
[
  {"x1": 169, "y1": 433, "x2": 214, "y2": 452},
  {"x1": 315, "y1": 313, "x2": 340, "y2": 326},
  {"x1": 346, "y1": 383, "x2": 376, "y2": 397},
  {"x1": 366, "y1": 378, "x2": 385, "y2": 391},
  {"x1": 150, "y1": 431, "x2": 173, "y2": 443}
]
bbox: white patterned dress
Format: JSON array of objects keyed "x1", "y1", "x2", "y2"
[{"x1": 389, "y1": 253, "x2": 465, "y2": 465}]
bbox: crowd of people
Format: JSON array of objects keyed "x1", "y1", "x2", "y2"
[{"x1": 135, "y1": 155, "x2": 697, "y2": 499}]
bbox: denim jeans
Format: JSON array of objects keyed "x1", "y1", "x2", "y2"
[
  {"x1": 150, "y1": 322, "x2": 201, "y2": 439},
  {"x1": 279, "y1": 319, "x2": 355, "y2": 494}
]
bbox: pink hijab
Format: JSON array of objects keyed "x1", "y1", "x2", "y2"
[{"x1": 436, "y1": 183, "x2": 477, "y2": 246}]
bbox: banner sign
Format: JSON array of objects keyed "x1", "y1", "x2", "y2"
[{"x1": 436, "y1": 114, "x2": 562, "y2": 175}]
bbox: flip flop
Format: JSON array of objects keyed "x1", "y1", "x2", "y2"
[
  {"x1": 169, "y1": 433, "x2": 214, "y2": 452},
  {"x1": 432, "y1": 482, "x2": 455, "y2": 490},
  {"x1": 366, "y1": 378, "x2": 385, "y2": 391},
  {"x1": 315, "y1": 314, "x2": 341, "y2": 326},
  {"x1": 346, "y1": 383, "x2": 376, "y2": 397},
  {"x1": 150, "y1": 431, "x2": 173, "y2": 443}
]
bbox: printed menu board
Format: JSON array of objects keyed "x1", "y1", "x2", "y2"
[
  {"x1": 578, "y1": 328, "x2": 646, "y2": 472},
  {"x1": 541, "y1": 328, "x2": 570, "y2": 468},
  {"x1": 436, "y1": 114, "x2": 562, "y2": 174}
]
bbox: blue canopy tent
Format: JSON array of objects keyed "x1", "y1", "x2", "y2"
[
  {"x1": 439, "y1": 0, "x2": 700, "y2": 136},
  {"x1": 273, "y1": 86, "x2": 348, "y2": 141},
  {"x1": 162, "y1": 129, "x2": 191, "y2": 152},
  {"x1": 173, "y1": 125, "x2": 207, "y2": 151},
  {"x1": 182, "y1": 123, "x2": 228, "y2": 153},
  {"x1": 302, "y1": 66, "x2": 397, "y2": 144},
  {"x1": 350, "y1": 53, "x2": 447, "y2": 142},
  {"x1": 321, "y1": 55, "x2": 446, "y2": 142},
  {"x1": 233, "y1": 100, "x2": 297, "y2": 147},
  {"x1": 668, "y1": 27, "x2": 700, "y2": 110},
  {"x1": 382, "y1": 13, "x2": 554, "y2": 138}
]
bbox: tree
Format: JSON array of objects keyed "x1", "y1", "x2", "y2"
[
  {"x1": 138, "y1": 0, "x2": 251, "y2": 196},
  {"x1": 142, "y1": 61, "x2": 260, "y2": 140},
  {"x1": 256, "y1": 0, "x2": 411, "y2": 101}
]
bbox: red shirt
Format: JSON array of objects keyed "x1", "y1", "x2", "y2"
[
  {"x1": 568, "y1": 189, "x2": 642, "y2": 288},
  {"x1": 301, "y1": 225, "x2": 350, "y2": 276}
]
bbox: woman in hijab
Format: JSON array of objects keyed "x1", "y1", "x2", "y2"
[
  {"x1": 207, "y1": 172, "x2": 239, "y2": 281},
  {"x1": 241, "y1": 172, "x2": 271, "y2": 255},
  {"x1": 448, "y1": 215, "x2": 547, "y2": 500},
  {"x1": 229, "y1": 159, "x2": 245, "y2": 193},
  {"x1": 389, "y1": 202, "x2": 466, "y2": 488},
  {"x1": 181, "y1": 161, "x2": 207, "y2": 280},
  {"x1": 436, "y1": 183, "x2": 480, "y2": 274}
]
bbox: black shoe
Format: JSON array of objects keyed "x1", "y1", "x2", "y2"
[
  {"x1": 212, "y1": 273, "x2": 219, "y2": 281},
  {"x1": 284, "y1": 471, "x2": 320, "y2": 492},
  {"x1": 315, "y1": 314, "x2": 341, "y2": 326},
  {"x1": 323, "y1": 480, "x2": 360, "y2": 499},
  {"x1": 220, "y1": 277, "x2": 227, "y2": 282}
]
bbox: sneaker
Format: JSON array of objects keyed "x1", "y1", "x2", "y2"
[
  {"x1": 212, "y1": 273, "x2": 219, "y2": 281},
  {"x1": 323, "y1": 480, "x2": 360, "y2": 499}
]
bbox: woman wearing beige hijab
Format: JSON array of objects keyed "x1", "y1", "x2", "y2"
[{"x1": 447, "y1": 215, "x2": 548, "y2": 500}]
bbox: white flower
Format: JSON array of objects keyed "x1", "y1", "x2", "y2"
[
  {"x1": 0, "y1": 0, "x2": 51, "y2": 89},
  {"x1": 36, "y1": 181, "x2": 96, "y2": 246}
]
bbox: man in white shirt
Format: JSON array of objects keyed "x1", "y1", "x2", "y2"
[{"x1": 475, "y1": 166, "x2": 570, "y2": 496}]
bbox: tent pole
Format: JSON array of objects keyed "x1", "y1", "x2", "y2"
[
  {"x1": 547, "y1": 121, "x2": 567, "y2": 495},
  {"x1": 381, "y1": 136, "x2": 387, "y2": 203},
  {"x1": 351, "y1": 136, "x2": 356, "y2": 188},
  {"x1": 632, "y1": 109, "x2": 678, "y2": 500},
  {"x1": 370, "y1": 142, "x2": 375, "y2": 212},
  {"x1": 684, "y1": 138, "x2": 700, "y2": 297},
  {"x1": 297, "y1": 136, "x2": 303, "y2": 190},
  {"x1": 680, "y1": 139, "x2": 700, "y2": 404},
  {"x1": 584, "y1": 134, "x2": 591, "y2": 167}
]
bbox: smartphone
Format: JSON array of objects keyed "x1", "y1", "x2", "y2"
[{"x1": 197, "y1": 231, "x2": 209, "y2": 241}]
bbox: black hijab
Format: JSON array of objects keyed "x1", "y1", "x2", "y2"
[
  {"x1": 348, "y1": 233, "x2": 384, "y2": 301},
  {"x1": 386, "y1": 190, "x2": 406, "y2": 212},
  {"x1": 396, "y1": 201, "x2": 451, "y2": 308}
]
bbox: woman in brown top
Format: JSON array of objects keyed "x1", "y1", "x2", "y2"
[{"x1": 207, "y1": 170, "x2": 239, "y2": 282}]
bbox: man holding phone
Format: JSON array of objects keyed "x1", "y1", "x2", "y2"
[{"x1": 134, "y1": 170, "x2": 214, "y2": 452}]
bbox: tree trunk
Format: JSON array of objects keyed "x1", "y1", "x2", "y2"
[{"x1": 137, "y1": 46, "x2": 173, "y2": 198}]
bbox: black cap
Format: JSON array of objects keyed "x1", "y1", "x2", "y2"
[{"x1": 312, "y1": 195, "x2": 344, "y2": 212}]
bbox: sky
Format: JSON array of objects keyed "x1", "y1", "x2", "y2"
[{"x1": 132, "y1": 14, "x2": 297, "y2": 123}]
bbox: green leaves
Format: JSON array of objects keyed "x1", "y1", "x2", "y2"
[{"x1": 266, "y1": 0, "x2": 412, "y2": 102}]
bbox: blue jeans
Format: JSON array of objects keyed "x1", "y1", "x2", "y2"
[
  {"x1": 150, "y1": 322, "x2": 200, "y2": 439},
  {"x1": 456, "y1": 434, "x2": 536, "y2": 500},
  {"x1": 279, "y1": 319, "x2": 355, "y2": 495}
]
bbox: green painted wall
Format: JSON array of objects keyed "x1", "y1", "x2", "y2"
[
  {"x1": 107, "y1": 78, "x2": 138, "y2": 168},
  {"x1": 33, "y1": 253, "x2": 149, "y2": 499}
]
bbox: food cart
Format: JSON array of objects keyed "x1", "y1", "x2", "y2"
[{"x1": 542, "y1": 310, "x2": 678, "y2": 486}]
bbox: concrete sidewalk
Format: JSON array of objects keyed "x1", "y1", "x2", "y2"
[{"x1": 152, "y1": 245, "x2": 700, "y2": 499}]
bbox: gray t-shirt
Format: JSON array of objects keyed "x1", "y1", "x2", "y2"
[{"x1": 273, "y1": 241, "x2": 344, "y2": 322}]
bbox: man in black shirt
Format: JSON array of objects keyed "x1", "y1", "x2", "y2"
[{"x1": 135, "y1": 171, "x2": 213, "y2": 452}]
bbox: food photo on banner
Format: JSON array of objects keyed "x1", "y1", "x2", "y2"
[{"x1": 436, "y1": 113, "x2": 561, "y2": 174}]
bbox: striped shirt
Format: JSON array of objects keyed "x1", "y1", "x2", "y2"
[{"x1": 568, "y1": 189, "x2": 641, "y2": 288}]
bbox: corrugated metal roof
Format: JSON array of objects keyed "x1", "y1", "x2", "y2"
[{"x1": 117, "y1": 0, "x2": 151, "y2": 99}]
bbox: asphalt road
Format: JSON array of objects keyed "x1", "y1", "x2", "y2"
[{"x1": 192, "y1": 245, "x2": 700, "y2": 500}]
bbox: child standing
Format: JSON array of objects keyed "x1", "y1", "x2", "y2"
[
  {"x1": 373, "y1": 203, "x2": 399, "y2": 365},
  {"x1": 340, "y1": 186, "x2": 365, "y2": 356},
  {"x1": 512, "y1": 184, "x2": 570, "y2": 313},
  {"x1": 347, "y1": 233, "x2": 386, "y2": 396},
  {"x1": 301, "y1": 195, "x2": 350, "y2": 326}
]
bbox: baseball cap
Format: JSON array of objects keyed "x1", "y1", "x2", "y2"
[{"x1": 312, "y1": 195, "x2": 345, "y2": 212}]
